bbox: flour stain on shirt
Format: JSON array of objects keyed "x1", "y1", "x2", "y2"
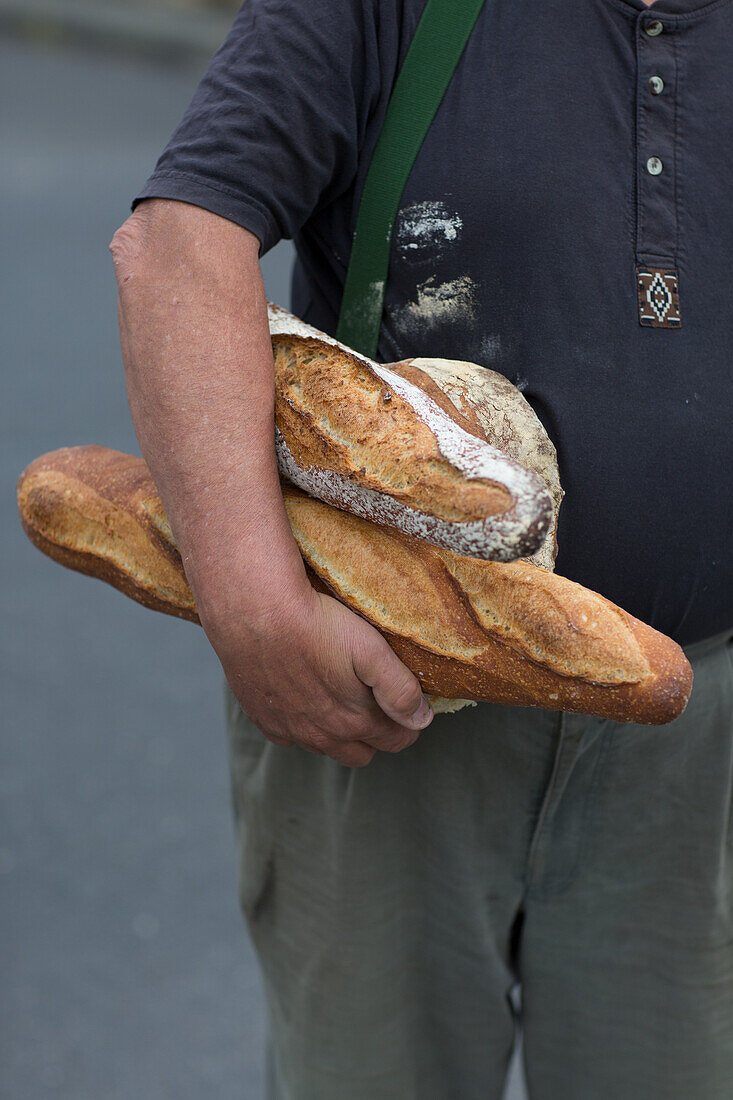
[
  {"x1": 395, "y1": 201, "x2": 463, "y2": 262},
  {"x1": 392, "y1": 275, "x2": 479, "y2": 339},
  {"x1": 480, "y1": 333, "x2": 504, "y2": 365}
]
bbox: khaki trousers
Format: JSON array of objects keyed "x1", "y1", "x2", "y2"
[{"x1": 225, "y1": 629, "x2": 733, "y2": 1099}]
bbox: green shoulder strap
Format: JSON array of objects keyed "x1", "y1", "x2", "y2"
[{"x1": 336, "y1": 0, "x2": 486, "y2": 358}]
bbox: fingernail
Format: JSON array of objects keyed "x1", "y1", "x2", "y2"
[{"x1": 409, "y1": 696, "x2": 433, "y2": 728}]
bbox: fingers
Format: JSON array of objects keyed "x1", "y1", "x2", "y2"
[
  {"x1": 265, "y1": 732, "x2": 296, "y2": 748},
  {"x1": 299, "y1": 718, "x2": 418, "y2": 762},
  {"x1": 224, "y1": 595, "x2": 432, "y2": 768},
  {"x1": 363, "y1": 721, "x2": 422, "y2": 755},
  {"x1": 264, "y1": 712, "x2": 406, "y2": 766},
  {"x1": 259, "y1": 713, "x2": 379, "y2": 767},
  {"x1": 261, "y1": 728, "x2": 374, "y2": 765},
  {"x1": 322, "y1": 740, "x2": 377, "y2": 768},
  {"x1": 287, "y1": 726, "x2": 377, "y2": 767},
  {"x1": 351, "y1": 628, "x2": 434, "y2": 731}
]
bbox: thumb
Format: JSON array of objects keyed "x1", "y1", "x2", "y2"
[{"x1": 351, "y1": 623, "x2": 433, "y2": 729}]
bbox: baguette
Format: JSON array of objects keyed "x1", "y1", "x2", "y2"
[
  {"x1": 17, "y1": 446, "x2": 197, "y2": 622},
  {"x1": 269, "y1": 305, "x2": 553, "y2": 562},
  {"x1": 384, "y1": 357, "x2": 563, "y2": 571},
  {"x1": 287, "y1": 488, "x2": 692, "y2": 726},
  {"x1": 17, "y1": 446, "x2": 692, "y2": 725}
]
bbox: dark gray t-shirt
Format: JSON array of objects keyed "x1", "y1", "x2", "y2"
[{"x1": 135, "y1": 0, "x2": 733, "y2": 646}]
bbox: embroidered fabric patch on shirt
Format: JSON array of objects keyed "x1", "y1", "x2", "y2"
[{"x1": 636, "y1": 266, "x2": 682, "y2": 328}]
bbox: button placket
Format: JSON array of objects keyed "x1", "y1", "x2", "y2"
[{"x1": 635, "y1": 14, "x2": 682, "y2": 327}]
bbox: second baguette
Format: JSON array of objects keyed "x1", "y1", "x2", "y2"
[
  {"x1": 18, "y1": 447, "x2": 692, "y2": 725},
  {"x1": 284, "y1": 488, "x2": 692, "y2": 726}
]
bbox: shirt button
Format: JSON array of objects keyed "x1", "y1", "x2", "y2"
[
  {"x1": 648, "y1": 75, "x2": 664, "y2": 95},
  {"x1": 647, "y1": 156, "x2": 663, "y2": 175},
  {"x1": 645, "y1": 19, "x2": 664, "y2": 35}
]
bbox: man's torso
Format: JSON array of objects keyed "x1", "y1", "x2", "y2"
[
  {"x1": 137, "y1": 0, "x2": 733, "y2": 645},
  {"x1": 293, "y1": 0, "x2": 733, "y2": 645}
]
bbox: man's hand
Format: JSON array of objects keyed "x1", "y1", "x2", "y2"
[
  {"x1": 207, "y1": 586, "x2": 432, "y2": 768},
  {"x1": 111, "y1": 198, "x2": 431, "y2": 766}
]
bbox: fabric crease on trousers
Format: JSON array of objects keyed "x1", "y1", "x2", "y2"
[{"x1": 225, "y1": 629, "x2": 733, "y2": 1100}]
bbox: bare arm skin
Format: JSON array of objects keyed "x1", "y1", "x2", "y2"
[{"x1": 110, "y1": 199, "x2": 432, "y2": 767}]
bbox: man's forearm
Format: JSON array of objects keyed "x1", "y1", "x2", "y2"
[
  {"x1": 111, "y1": 198, "x2": 429, "y2": 764},
  {"x1": 111, "y1": 199, "x2": 309, "y2": 634}
]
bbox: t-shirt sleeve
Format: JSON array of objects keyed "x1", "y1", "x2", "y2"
[{"x1": 133, "y1": 0, "x2": 381, "y2": 254}]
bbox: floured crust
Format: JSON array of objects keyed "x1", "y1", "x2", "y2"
[
  {"x1": 388, "y1": 358, "x2": 563, "y2": 570},
  {"x1": 269, "y1": 305, "x2": 553, "y2": 562},
  {"x1": 275, "y1": 336, "x2": 511, "y2": 521}
]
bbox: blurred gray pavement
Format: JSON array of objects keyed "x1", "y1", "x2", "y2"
[
  {"x1": 1, "y1": 33, "x2": 526, "y2": 1100},
  {"x1": 0, "y1": 0, "x2": 234, "y2": 66},
  {"x1": 1, "y1": 34, "x2": 290, "y2": 1100}
]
